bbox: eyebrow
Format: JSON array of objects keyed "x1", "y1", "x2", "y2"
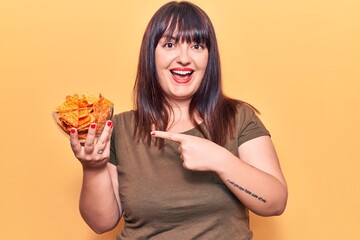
[
  {"x1": 161, "y1": 33, "x2": 205, "y2": 44},
  {"x1": 162, "y1": 35, "x2": 176, "y2": 41}
]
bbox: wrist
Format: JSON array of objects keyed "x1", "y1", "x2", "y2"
[
  {"x1": 81, "y1": 160, "x2": 109, "y2": 172},
  {"x1": 214, "y1": 152, "x2": 240, "y2": 176}
]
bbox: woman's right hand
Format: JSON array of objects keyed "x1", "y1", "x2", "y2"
[
  {"x1": 69, "y1": 120, "x2": 113, "y2": 170},
  {"x1": 69, "y1": 120, "x2": 121, "y2": 233}
]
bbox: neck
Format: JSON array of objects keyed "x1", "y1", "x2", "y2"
[{"x1": 165, "y1": 101, "x2": 202, "y2": 133}]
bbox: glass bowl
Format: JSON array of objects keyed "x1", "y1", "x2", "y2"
[{"x1": 53, "y1": 105, "x2": 114, "y2": 143}]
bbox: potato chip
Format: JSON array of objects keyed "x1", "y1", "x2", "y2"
[{"x1": 54, "y1": 93, "x2": 114, "y2": 141}]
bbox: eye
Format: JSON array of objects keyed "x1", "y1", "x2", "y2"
[
  {"x1": 192, "y1": 43, "x2": 205, "y2": 50},
  {"x1": 163, "y1": 42, "x2": 176, "y2": 48}
]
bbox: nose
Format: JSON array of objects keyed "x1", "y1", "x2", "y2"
[{"x1": 176, "y1": 44, "x2": 191, "y2": 65}]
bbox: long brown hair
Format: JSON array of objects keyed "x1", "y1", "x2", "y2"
[{"x1": 133, "y1": 1, "x2": 254, "y2": 148}]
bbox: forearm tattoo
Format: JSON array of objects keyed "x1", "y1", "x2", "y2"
[{"x1": 227, "y1": 179, "x2": 267, "y2": 203}]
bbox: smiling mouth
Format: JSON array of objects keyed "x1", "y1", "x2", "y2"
[{"x1": 170, "y1": 69, "x2": 194, "y2": 83}]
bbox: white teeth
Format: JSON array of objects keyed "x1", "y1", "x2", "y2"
[{"x1": 172, "y1": 70, "x2": 192, "y2": 75}]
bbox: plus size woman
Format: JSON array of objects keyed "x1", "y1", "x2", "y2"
[{"x1": 69, "y1": 1, "x2": 288, "y2": 239}]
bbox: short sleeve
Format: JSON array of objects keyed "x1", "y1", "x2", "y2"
[
  {"x1": 108, "y1": 110, "x2": 136, "y2": 166},
  {"x1": 237, "y1": 104, "x2": 270, "y2": 146}
]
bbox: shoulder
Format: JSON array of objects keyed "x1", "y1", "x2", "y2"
[
  {"x1": 236, "y1": 102, "x2": 258, "y2": 120},
  {"x1": 113, "y1": 109, "x2": 135, "y2": 118},
  {"x1": 233, "y1": 102, "x2": 270, "y2": 145},
  {"x1": 112, "y1": 110, "x2": 135, "y2": 123}
]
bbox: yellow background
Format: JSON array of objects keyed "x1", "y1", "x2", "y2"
[{"x1": 1, "y1": 0, "x2": 359, "y2": 239}]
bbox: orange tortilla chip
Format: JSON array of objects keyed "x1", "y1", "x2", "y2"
[
  {"x1": 78, "y1": 114, "x2": 95, "y2": 130},
  {"x1": 55, "y1": 93, "x2": 113, "y2": 136},
  {"x1": 59, "y1": 110, "x2": 79, "y2": 128},
  {"x1": 83, "y1": 94, "x2": 98, "y2": 106},
  {"x1": 78, "y1": 108, "x2": 91, "y2": 118}
]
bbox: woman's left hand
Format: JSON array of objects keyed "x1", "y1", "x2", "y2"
[{"x1": 151, "y1": 130, "x2": 234, "y2": 172}]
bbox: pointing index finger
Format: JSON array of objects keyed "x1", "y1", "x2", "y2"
[{"x1": 151, "y1": 130, "x2": 185, "y2": 143}]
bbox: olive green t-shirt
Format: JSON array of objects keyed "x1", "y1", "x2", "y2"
[{"x1": 109, "y1": 104, "x2": 270, "y2": 240}]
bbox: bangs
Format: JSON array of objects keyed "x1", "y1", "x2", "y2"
[{"x1": 156, "y1": 3, "x2": 211, "y2": 46}]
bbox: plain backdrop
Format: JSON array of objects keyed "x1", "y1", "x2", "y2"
[{"x1": 1, "y1": 0, "x2": 359, "y2": 239}]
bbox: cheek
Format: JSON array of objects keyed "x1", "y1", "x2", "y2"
[
  {"x1": 154, "y1": 53, "x2": 165, "y2": 77},
  {"x1": 154, "y1": 51, "x2": 161, "y2": 69},
  {"x1": 194, "y1": 52, "x2": 209, "y2": 70},
  {"x1": 201, "y1": 59, "x2": 209, "y2": 70},
  {"x1": 155, "y1": 48, "x2": 174, "y2": 68}
]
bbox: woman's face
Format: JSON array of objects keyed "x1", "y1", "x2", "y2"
[{"x1": 155, "y1": 35, "x2": 209, "y2": 105}]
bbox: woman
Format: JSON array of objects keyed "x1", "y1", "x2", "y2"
[{"x1": 70, "y1": 1, "x2": 288, "y2": 239}]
